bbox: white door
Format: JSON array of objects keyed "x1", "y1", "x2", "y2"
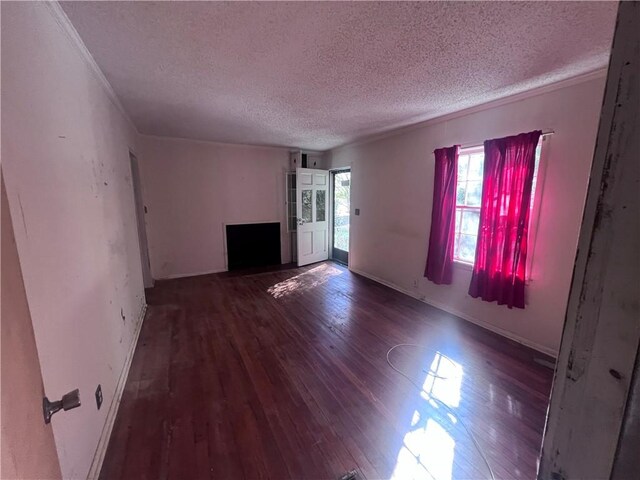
[{"x1": 296, "y1": 168, "x2": 329, "y2": 266}]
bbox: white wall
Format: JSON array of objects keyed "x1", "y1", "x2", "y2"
[
  {"x1": 138, "y1": 135, "x2": 291, "y2": 279},
  {"x1": 325, "y1": 75, "x2": 606, "y2": 355},
  {"x1": 1, "y1": 3, "x2": 145, "y2": 478}
]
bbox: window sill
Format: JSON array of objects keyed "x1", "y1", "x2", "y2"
[{"x1": 453, "y1": 261, "x2": 474, "y2": 271}]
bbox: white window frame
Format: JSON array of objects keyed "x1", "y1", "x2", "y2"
[
  {"x1": 526, "y1": 135, "x2": 550, "y2": 281},
  {"x1": 453, "y1": 136, "x2": 550, "y2": 282},
  {"x1": 453, "y1": 145, "x2": 485, "y2": 266}
]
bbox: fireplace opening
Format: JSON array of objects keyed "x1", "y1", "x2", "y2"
[{"x1": 226, "y1": 222, "x2": 281, "y2": 271}]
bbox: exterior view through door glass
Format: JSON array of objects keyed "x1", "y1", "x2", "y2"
[{"x1": 332, "y1": 170, "x2": 351, "y2": 264}]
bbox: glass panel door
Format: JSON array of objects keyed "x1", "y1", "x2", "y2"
[{"x1": 332, "y1": 169, "x2": 351, "y2": 264}]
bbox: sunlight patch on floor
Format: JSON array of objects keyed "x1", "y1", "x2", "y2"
[
  {"x1": 267, "y1": 263, "x2": 343, "y2": 299},
  {"x1": 422, "y1": 352, "x2": 463, "y2": 408},
  {"x1": 390, "y1": 352, "x2": 464, "y2": 480}
]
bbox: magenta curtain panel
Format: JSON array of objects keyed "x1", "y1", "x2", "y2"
[
  {"x1": 468, "y1": 130, "x2": 542, "y2": 308},
  {"x1": 425, "y1": 145, "x2": 459, "y2": 284}
]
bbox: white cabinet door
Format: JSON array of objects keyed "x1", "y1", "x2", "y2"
[{"x1": 296, "y1": 168, "x2": 329, "y2": 266}]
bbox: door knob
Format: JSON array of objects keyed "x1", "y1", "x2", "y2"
[{"x1": 43, "y1": 388, "x2": 81, "y2": 424}]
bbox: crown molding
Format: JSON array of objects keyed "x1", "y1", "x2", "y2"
[
  {"x1": 43, "y1": 1, "x2": 137, "y2": 132},
  {"x1": 139, "y1": 132, "x2": 327, "y2": 155},
  {"x1": 331, "y1": 67, "x2": 608, "y2": 153},
  {"x1": 138, "y1": 132, "x2": 300, "y2": 152}
]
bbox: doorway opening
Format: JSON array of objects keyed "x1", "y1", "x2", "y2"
[
  {"x1": 129, "y1": 153, "x2": 152, "y2": 289},
  {"x1": 331, "y1": 169, "x2": 351, "y2": 265}
]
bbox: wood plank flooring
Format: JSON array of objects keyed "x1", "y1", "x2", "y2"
[{"x1": 100, "y1": 262, "x2": 553, "y2": 480}]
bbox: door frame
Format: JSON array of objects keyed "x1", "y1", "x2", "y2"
[
  {"x1": 296, "y1": 168, "x2": 330, "y2": 266},
  {"x1": 330, "y1": 168, "x2": 351, "y2": 266},
  {"x1": 129, "y1": 152, "x2": 153, "y2": 288}
]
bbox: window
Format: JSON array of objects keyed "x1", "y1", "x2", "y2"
[
  {"x1": 453, "y1": 140, "x2": 543, "y2": 265},
  {"x1": 316, "y1": 189, "x2": 326, "y2": 222},
  {"x1": 301, "y1": 189, "x2": 312, "y2": 223}
]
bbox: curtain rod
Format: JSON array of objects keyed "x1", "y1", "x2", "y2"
[{"x1": 457, "y1": 130, "x2": 554, "y2": 150}]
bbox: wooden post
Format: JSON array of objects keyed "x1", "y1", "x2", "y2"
[{"x1": 538, "y1": 2, "x2": 640, "y2": 479}]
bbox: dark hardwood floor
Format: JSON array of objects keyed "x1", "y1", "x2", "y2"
[{"x1": 100, "y1": 262, "x2": 554, "y2": 480}]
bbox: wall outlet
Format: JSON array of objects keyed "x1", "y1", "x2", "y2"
[
  {"x1": 413, "y1": 279, "x2": 419, "y2": 288},
  {"x1": 95, "y1": 384, "x2": 103, "y2": 410}
]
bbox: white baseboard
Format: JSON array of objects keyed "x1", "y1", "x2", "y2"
[
  {"x1": 349, "y1": 267, "x2": 557, "y2": 358},
  {"x1": 156, "y1": 268, "x2": 227, "y2": 280},
  {"x1": 87, "y1": 303, "x2": 147, "y2": 480}
]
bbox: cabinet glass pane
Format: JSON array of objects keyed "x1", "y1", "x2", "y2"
[
  {"x1": 316, "y1": 190, "x2": 326, "y2": 222},
  {"x1": 302, "y1": 189, "x2": 312, "y2": 222}
]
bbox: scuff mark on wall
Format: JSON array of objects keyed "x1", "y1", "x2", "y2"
[{"x1": 17, "y1": 194, "x2": 28, "y2": 240}]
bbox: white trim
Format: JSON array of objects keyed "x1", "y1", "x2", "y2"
[
  {"x1": 453, "y1": 260, "x2": 473, "y2": 271},
  {"x1": 87, "y1": 303, "x2": 147, "y2": 480},
  {"x1": 331, "y1": 68, "x2": 607, "y2": 153},
  {"x1": 156, "y1": 268, "x2": 227, "y2": 280},
  {"x1": 458, "y1": 144, "x2": 485, "y2": 155},
  {"x1": 349, "y1": 266, "x2": 557, "y2": 358},
  {"x1": 43, "y1": 2, "x2": 137, "y2": 132},
  {"x1": 285, "y1": 171, "x2": 296, "y2": 234},
  {"x1": 527, "y1": 134, "x2": 552, "y2": 282},
  {"x1": 328, "y1": 172, "x2": 336, "y2": 259},
  {"x1": 223, "y1": 220, "x2": 284, "y2": 225}
]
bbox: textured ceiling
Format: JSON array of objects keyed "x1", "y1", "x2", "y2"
[{"x1": 61, "y1": 1, "x2": 617, "y2": 151}]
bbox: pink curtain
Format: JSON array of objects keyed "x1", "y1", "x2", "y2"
[
  {"x1": 468, "y1": 131, "x2": 541, "y2": 308},
  {"x1": 425, "y1": 145, "x2": 459, "y2": 284}
]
